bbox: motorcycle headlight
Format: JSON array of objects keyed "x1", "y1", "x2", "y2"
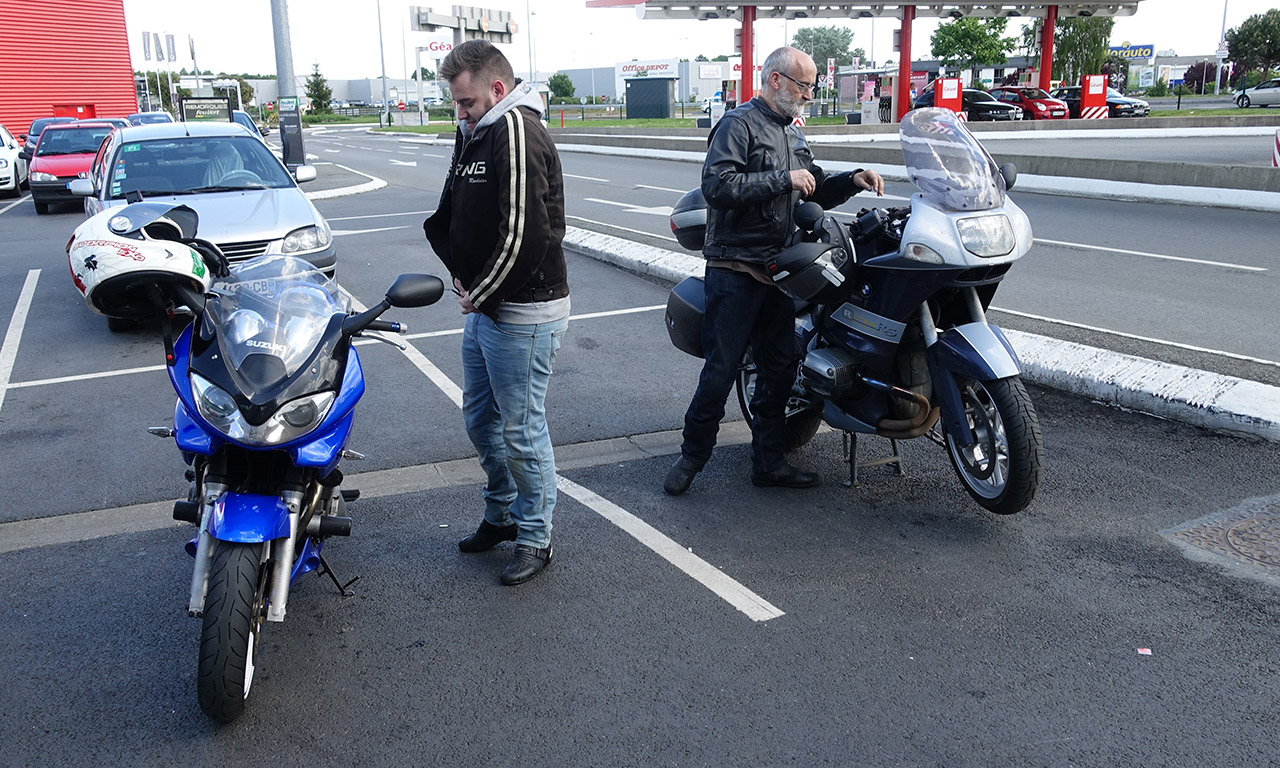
[
  {"x1": 31, "y1": 171, "x2": 60, "y2": 182},
  {"x1": 902, "y1": 243, "x2": 944, "y2": 264},
  {"x1": 956, "y1": 215, "x2": 1015, "y2": 258},
  {"x1": 282, "y1": 224, "x2": 331, "y2": 253},
  {"x1": 191, "y1": 372, "x2": 336, "y2": 446}
]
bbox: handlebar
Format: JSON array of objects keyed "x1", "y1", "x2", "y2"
[{"x1": 364, "y1": 319, "x2": 406, "y2": 334}]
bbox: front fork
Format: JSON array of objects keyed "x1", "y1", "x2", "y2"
[
  {"x1": 919, "y1": 287, "x2": 1015, "y2": 448},
  {"x1": 185, "y1": 482, "x2": 303, "y2": 624}
]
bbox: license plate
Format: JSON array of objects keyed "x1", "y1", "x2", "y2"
[{"x1": 1051, "y1": 110, "x2": 1065, "y2": 116}]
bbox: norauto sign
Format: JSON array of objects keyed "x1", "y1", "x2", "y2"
[{"x1": 1109, "y1": 43, "x2": 1155, "y2": 60}]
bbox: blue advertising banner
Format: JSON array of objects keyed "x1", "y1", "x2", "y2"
[{"x1": 1109, "y1": 44, "x2": 1155, "y2": 60}]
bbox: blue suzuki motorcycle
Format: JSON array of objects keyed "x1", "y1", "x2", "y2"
[
  {"x1": 68, "y1": 202, "x2": 445, "y2": 721},
  {"x1": 666, "y1": 108, "x2": 1043, "y2": 514}
]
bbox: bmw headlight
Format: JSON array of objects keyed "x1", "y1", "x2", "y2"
[
  {"x1": 191, "y1": 372, "x2": 336, "y2": 445},
  {"x1": 31, "y1": 171, "x2": 60, "y2": 182},
  {"x1": 956, "y1": 215, "x2": 1015, "y2": 258},
  {"x1": 282, "y1": 224, "x2": 332, "y2": 253}
]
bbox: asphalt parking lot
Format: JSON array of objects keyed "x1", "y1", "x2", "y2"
[{"x1": 3, "y1": 177, "x2": 1280, "y2": 765}]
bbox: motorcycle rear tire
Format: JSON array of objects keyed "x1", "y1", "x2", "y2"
[
  {"x1": 197, "y1": 541, "x2": 268, "y2": 722},
  {"x1": 735, "y1": 349, "x2": 822, "y2": 452},
  {"x1": 944, "y1": 375, "x2": 1043, "y2": 515}
]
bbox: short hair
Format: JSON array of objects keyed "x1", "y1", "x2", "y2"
[
  {"x1": 439, "y1": 39, "x2": 515, "y2": 88},
  {"x1": 761, "y1": 47, "x2": 800, "y2": 90}
]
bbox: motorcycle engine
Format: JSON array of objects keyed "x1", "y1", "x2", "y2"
[{"x1": 800, "y1": 347, "x2": 862, "y2": 399}]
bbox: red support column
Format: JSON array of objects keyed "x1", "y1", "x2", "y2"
[
  {"x1": 1038, "y1": 5, "x2": 1058, "y2": 92},
  {"x1": 896, "y1": 5, "x2": 915, "y2": 121},
  {"x1": 741, "y1": 6, "x2": 756, "y2": 102}
]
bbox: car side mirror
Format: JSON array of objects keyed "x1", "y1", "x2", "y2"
[
  {"x1": 18, "y1": 150, "x2": 29, "y2": 161},
  {"x1": 293, "y1": 165, "x2": 317, "y2": 183},
  {"x1": 69, "y1": 179, "x2": 96, "y2": 197},
  {"x1": 386, "y1": 274, "x2": 445, "y2": 308},
  {"x1": 999, "y1": 163, "x2": 1018, "y2": 191},
  {"x1": 17, "y1": 134, "x2": 26, "y2": 142}
]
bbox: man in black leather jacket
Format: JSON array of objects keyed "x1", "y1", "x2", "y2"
[{"x1": 665, "y1": 46, "x2": 883, "y2": 496}]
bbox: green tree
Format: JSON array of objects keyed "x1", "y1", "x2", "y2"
[
  {"x1": 210, "y1": 74, "x2": 256, "y2": 108},
  {"x1": 1227, "y1": 9, "x2": 1280, "y2": 79},
  {"x1": 547, "y1": 72, "x2": 575, "y2": 98},
  {"x1": 791, "y1": 25, "x2": 858, "y2": 67},
  {"x1": 930, "y1": 18, "x2": 1017, "y2": 84},
  {"x1": 1100, "y1": 54, "x2": 1130, "y2": 92},
  {"x1": 135, "y1": 70, "x2": 191, "y2": 113},
  {"x1": 1053, "y1": 17, "x2": 1115, "y2": 85},
  {"x1": 694, "y1": 54, "x2": 709, "y2": 62},
  {"x1": 410, "y1": 66, "x2": 436, "y2": 81},
  {"x1": 304, "y1": 64, "x2": 333, "y2": 112}
]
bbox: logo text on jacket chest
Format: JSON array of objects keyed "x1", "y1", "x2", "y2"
[{"x1": 456, "y1": 160, "x2": 488, "y2": 181}]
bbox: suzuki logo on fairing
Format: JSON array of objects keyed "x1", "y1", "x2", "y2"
[
  {"x1": 246, "y1": 339, "x2": 287, "y2": 354},
  {"x1": 456, "y1": 161, "x2": 487, "y2": 177}
]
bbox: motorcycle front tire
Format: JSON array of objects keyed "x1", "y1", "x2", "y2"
[
  {"x1": 943, "y1": 375, "x2": 1043, "y2": 515},
  {"x1": 197, "y1": 541, "x2": 268, "y2": 722},
  {"x1": 735, "y1": 349, "x2": 823, "y2": 452}
]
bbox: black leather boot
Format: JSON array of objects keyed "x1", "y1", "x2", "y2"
[
  {"x1": 458, "y1": 520, "x2": 518, "y2": 553},
  {"x1": 500, "y1": 544, "x2": 553, "y2": 585}
]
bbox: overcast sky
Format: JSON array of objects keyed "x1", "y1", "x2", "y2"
[{"x1": 120, "y1": 0, "x2": 1273, "y2": 82}]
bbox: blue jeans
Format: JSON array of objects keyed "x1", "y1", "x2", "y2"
[
  {"x1": 461, "y1": 312, "x2": 567, "y2": 549},
  {"x1": 680, "y1": 267, "x2": 796, "y2": 474}
]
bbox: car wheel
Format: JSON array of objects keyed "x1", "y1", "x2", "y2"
[{"x1": 1237, "y1": 95, "x2": 1250, "y2": 108}]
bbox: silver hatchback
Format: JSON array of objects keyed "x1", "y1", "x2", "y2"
[{"x1": 72, "y1": 122, "x2": 335, "y2": 274}]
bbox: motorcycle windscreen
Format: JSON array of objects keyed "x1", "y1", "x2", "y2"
[
  {"x1": 204, "y1": 255, "x2": 352, "y2": 398},
  {"x1": 899, "y1": 107, "x2": 1006, "y2": 212}
]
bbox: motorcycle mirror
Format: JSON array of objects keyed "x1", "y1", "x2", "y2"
[
  {"x1": 386, "y1": 273, "x2": 445, "y2": 308},
  {"x1": 794, "y1": 201, "x2": 824, "y2": 232},
  {"x1": 1000, "y1": 162, "x2": 1018, "y2": 191}
]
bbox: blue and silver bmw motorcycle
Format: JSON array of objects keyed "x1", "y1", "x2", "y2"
[
  {"x1": 666, "y1": 108, "x2": 1044, "y2": 514},
  {"x1": 68, "y1": 203, "x2": 444, "y2": 721}
]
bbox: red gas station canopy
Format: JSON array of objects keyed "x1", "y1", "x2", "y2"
[{"x1": 587, "y1": 1, "x2": 1146, "y2": 119}]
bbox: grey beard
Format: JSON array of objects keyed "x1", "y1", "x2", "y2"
[{"x1": 776, "y1": 90, "x2": 804, "y2": 118}]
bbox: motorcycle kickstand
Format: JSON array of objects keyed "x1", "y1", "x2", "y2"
[
  {"x1": 842, "y1": 432, "x2": 907, "y2": 489},
  {"x1": 316, "y1": 552, "x2": 360, "y2": 597}
]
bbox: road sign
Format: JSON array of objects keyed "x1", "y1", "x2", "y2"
[
  {"x1": 266, "y1": 102, "x2": 275, "y2": 111},
  {"x1": 398, "y1": 102, "x2": 406, "y2": 111}
]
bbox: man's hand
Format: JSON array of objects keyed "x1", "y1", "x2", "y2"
[
  {"x1": 853, "y1": 169, "x2": 885, "y2": 196},
  {"x1": 789, "y1": 169, "x2": 816, "y2": 197},
  {"x1": 454, "y1": 277, "x2": 476, "y2": 315}
]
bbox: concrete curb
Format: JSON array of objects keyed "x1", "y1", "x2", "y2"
[
  {"x1": 551, "y1": 142, "x2": 1280, "y2": 212},
  {"x1": 304, "y1": 162, "x2": 387, "y2": 201},
  {"x1": 562, "y1": 226, "x2": 1280, "y2": 442}
]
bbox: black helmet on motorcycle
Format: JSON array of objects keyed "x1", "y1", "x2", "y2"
[
  {"x1": 764, "y1": 241, "x2": 851, "y2": 303},
  {"x1": 670, "y1": 187, "x2": 707, "y2": 252}
]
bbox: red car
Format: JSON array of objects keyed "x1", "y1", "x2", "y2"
[
  {"x1": 27, "y1": 121, "x2": 116, "y2": 214},
  {"x1": 989, "y1": 87, "x2": 1069, "y2": 120}
]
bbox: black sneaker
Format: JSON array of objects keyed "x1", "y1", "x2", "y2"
[
  {"x1": 663, "y1": 457, "x2": 702, "y2": 496},
  {"x1": 500, "y1": 544, "x2": 553, "y2": 586},
  {"x1": 458, "y1": 520, "x2": 518, "y2": 553},
  {"x1": 751, "y1": 462, "x2": 821, "y2": 489}
]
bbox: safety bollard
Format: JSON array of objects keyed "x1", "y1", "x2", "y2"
[{"x1": 1273, "y1": 129, "x2": 1279, "y2": 168}]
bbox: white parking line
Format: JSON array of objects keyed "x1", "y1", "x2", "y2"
[
  {"x1": 327, "y1": 210, "x2": 433, "y2": 221},
  {"x1": 993, "y1": 306, "x2": 1280, "y2": 369},
  {"x1": 1034, "y1": 237, "x2": 1265, "y2": 272},
  {"x1": 565, "y1": 173, "x2": 609, "y2": 182},
  {"x1": 556, "y1": 477, "x2": 785, "y2": 622},
  {"x1": 0, "y1": 194, "x2": 30, "y2": 216},
  {"x1": 0, "y1": 270, "x2": 40, "y2": 415},
  {"x1": 567, "y1": 215, "x2": 678, "y2": 242}
]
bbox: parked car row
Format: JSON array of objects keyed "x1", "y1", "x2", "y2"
[{"x1": 909, "y1": 84, "x2": 1149, "y2": 121}]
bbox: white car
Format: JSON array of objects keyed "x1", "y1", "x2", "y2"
[
  {"x1": 1236, "y1": 78, "x2": 1280, "y2": 108},
  {"x1": 701, "y1": 97, "x2": 725, "y2": 114},
  {"x1": 0, "y1": 124, "x2": 29, "y2": 197}
]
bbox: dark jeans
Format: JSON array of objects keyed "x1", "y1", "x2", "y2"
[{"x1": 680, "y1": 266, "x2": 796, "y2": 473}]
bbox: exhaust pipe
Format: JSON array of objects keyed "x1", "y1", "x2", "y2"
[{"x1": 856, "y1": 375, "x2": 940, "y2": 438}]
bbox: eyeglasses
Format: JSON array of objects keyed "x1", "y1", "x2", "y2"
[{"x1": 777, "y1": 71, "x2": 817, "y2": 96}]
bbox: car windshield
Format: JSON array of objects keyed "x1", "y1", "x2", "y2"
[
  {"x1": 1019, "y1": 88, "x2": 1051, "y2": 99},
  {"x1": 35, "y1": 127, "x2": 113, "y2": 156},
  {"x1": 132, "y1": 113, "x2": 172, "y2": 124},
  {"x1": 106, "y1": 135, "x2": 295, "y2": 199},
  {"x1": 205, "y1": 256, "x2": 351, "y2": 393},
  {"x1": 900, "y1": 107, "x2": 1005, "y2": 212}
]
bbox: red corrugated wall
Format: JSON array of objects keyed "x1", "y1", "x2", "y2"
[{"x1": 0, "y1": 0, "x2": 137, "y2": 137}]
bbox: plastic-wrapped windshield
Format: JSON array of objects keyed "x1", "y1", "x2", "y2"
[
  {"x1": 900, "y1": 108, "x2": 1005, "y2": 211},
  {"x1": 205, "y1": 256, "x2": 350, "y2": 394}
]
